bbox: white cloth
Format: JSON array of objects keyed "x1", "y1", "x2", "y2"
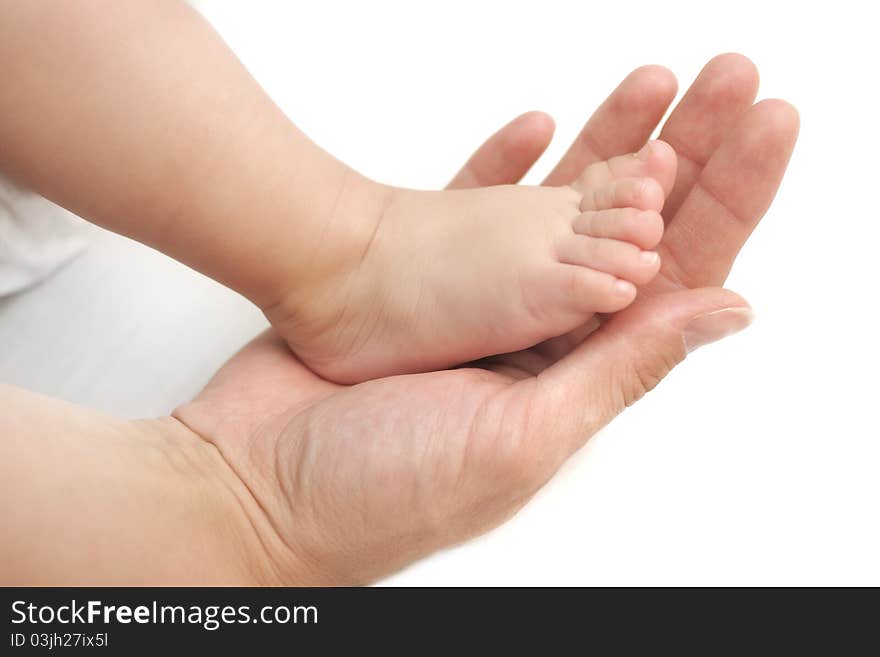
[
  {"x1": 0, "y1": 226, "x2": 268, "y2": 417},
  {"x1": 0, "y1": 177, "x2": 267, "y2": 417},
  {"x1": 0, "y1": 174, "x2": 90, "y2": 297}
]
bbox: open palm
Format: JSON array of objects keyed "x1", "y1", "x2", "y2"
[{"x1": 175, "y1": 55, "x2": 798, "y2": 584}]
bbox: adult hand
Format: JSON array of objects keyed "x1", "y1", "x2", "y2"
[{"x1": 174, "y1": 54, "x2": 798, "y2": 584}]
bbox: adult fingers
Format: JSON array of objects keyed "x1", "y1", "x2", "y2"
[
  {"x1": 657, "y1": 99, "x2": 800, "y2": 290},
  {"x1": 660, "y1": 53, "x2": 760, "y2": 220},
  {"x1": 542, "y1": 65, "x2": 678, "y2": 186},
  {"x1": 446, "y1": 111, "x2": 555, "y2": 189},
  {"x1": 526, "y1": 287, "x2": 752, "y2": 466}
]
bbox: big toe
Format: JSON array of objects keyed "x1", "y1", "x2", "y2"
[
  {"x1": 574, "y1": 139, "x2": 678, "y2": 197},
  {"x1": 637, "y1": 140, "x2": 677, "y2": 196}
]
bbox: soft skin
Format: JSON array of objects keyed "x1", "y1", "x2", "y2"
[
  {"x1": 0, "y1": 0, "x2": 676, "y2": 384},
  {"x1": 268, "y1": 144, "x2": 678, "y2": 382},
  {"x1": 0, "y1": 55, "x2": 798, "y2": 584}
]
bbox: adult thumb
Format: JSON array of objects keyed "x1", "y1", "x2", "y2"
[{"x1": 537, "y1": 287, "x2": 754, "y2": 459}]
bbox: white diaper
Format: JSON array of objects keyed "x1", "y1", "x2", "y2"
[{"x1": 0, "y1": 174, "x2": 89, "y2": 297}]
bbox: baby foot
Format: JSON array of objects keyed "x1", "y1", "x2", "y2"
[{"x1": 267, "y1": 141, "x2": 676, "y2": 384}]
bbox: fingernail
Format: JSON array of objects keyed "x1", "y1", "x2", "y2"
[
  {"x1": 682, "y1": 307, "x2": 754, "y2": 354},
  {"x1": 636, "y1": 141, "x2": 653, "y2": 160},
  {"x1": 640, "y1": 250, "x2": 659, "y2": 266},
  {"x1": 615, "y1": 279, "x2": 636, "y2": 297}
]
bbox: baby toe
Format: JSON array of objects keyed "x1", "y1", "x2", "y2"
[
  {"x1": 562, "y1": 266, "x2": 637, "y2": 314},
  {"x1": 572, "y1": 208, "x2": 664, "y2": 250},
  {"x1": 579, "y1": 177, "x2": 665, "y2": 213},
  {"x1": 574, "y1": 140, "x2": 677, "y2": 196},
  {"x1": 630, "y1": 140, "x2": 677, "y2": 196},
  {"x1": 557, "y1": 234, "x2": 661, "y2": 285}
]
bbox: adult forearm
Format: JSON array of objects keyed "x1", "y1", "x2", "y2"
[
  {"x1": 0, "y1": 0, "x2": 354, "y2": 306},
  {"x1": 0, "y1": 384, "x2": 286, "y2": 585}
]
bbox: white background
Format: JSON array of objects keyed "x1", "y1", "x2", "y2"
[{"x1": 1, "y1": 0, "x2": 877, "y2": 584}]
